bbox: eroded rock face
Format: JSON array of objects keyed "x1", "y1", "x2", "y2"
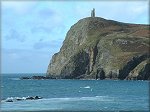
[
  {"x1": 126, "y1": 59, "x2": 150, "y2": 80},
  {"x1": 60, "y1": 51, "x2": 90, "y2": 79},
  {"x1": 119, "y1": 54, "x2": 149, "y2": 80},
  {"x1": 47, "y1": 17, "x2": 150, "y2": 80}
]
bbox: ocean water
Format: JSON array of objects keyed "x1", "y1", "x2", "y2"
[{"x1": 1, "y1": 74, "x2": 149, "y2": 112}]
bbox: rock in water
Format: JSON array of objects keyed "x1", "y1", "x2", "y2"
[
  {"x1": 5, "y1": 99, "x2": 13, "y2": 102},
  {"x1": 34, "y1": 96, "x2": 42, "y2": 99},
  {"x1": 26, "y1": 96, "x2": 34, "y2": 100},
  {"x1": 47, "y1": 17, "x2": 150, "y2": 80}
]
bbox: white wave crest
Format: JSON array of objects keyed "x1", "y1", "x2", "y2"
[
  {"x1": 41, "y1": 96, "x2": 114, "y2": 102},
  {"x1": 9, "y1": 78, "x2": 20, "y2": 80},
  {"x1": 80, "y1": 86, "x2": 90, "y2": 89}
]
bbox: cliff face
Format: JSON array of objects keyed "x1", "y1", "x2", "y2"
[{"x1": 47, "y1": 17, "x2": 150, "y2": 80}]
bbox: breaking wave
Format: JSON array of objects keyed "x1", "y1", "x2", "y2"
[
  {"x1": 80, "y1": 86, "x2": 90, "y2": 89},
  {"x1": 2, "y1": 95, "x2": 114, "y2": 103}
]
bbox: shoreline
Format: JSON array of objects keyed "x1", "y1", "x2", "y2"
[{"x1": 20, "y1": 75, "x2": 150, "y2": 81}]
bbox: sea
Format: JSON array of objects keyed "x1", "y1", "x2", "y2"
[{"x1": 1, "y1": 74, "x2": 150, "y2": 112}]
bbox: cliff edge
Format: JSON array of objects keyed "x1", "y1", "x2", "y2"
[{"x1": 47, "y1": 17, "x2": 150, "y2": 80}]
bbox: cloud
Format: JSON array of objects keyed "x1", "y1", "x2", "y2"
[
  {"x1": 5, "y1": 29, "x2": 26, "y2": 42},
  {"x1": 2, "y1": 1, "x2": 37, "y2": 15},
  {"x1": 31, "y1": 26, "x2": 53, "y2": 34},
  {"x1": 33, "y1": 39, "x2": 63, "y2": 50},
  {"x1": 38, "y1": 8, "x2": 55, "y2": 18},
  {"x1": 33, "y1": 41, "x2": 51, "y2": 49},
  {"x1": 130, "y1": 1, "x2": 148, "y2": 12},
  {"x1": 30, "y1": 23, "x2": 65, "y2": 36}
]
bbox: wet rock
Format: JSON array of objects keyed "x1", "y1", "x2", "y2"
[
  {"x1": 20, "y1": 76, "x2": 56, "y2": 80},
  {"x1": 20, "y1": 77, "x2": 31, "y2": 79},
  {"x1": 6, "y1": 99, "x2": 13, "y2": 102},
  {"x1": 96, "y1": 68, "x2": 105, "y2": 80},
  {"x1": 26, "y1": 96, "x2": 34, "y2": 100},
  {"x1": 4, "y1": 96, "x2": 43, "y2": 103},
  {"x1": 34, "y1": 96, "x2": 42, "y2": 99},
  {"x1": 16, "y1": 98, "x2": 23, "y2": 101},
  {"x1": 26, "y1": 96, "x2": 42, "y2": 100}
]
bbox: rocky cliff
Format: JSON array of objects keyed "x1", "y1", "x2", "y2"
[{"x1": 47, "y1": 17, "x2": 150, "y2": 80}]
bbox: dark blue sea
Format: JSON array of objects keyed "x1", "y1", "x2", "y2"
[{"x1": 1, "y1": 74, "x2": 150, "y2": 112}]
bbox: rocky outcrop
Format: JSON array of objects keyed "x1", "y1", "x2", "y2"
[
  {"x1": 20, "y1": 76, "x2": 57, "y2": 80},
  {"x1": 119, "y1": 53, "x2": 149, "y2": 80},
  {"x1": 126, "y1": 59, "x2": 150, "y2": 80},
  {"x1": 47, "y1": 17, "x2": 150, "y2": 80},
  {"x1": 4, "y1": 96, "x2": 42, "y2": 102}
]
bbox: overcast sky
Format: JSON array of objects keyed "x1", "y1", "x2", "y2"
[{"x1": 1, "y1": 0, "x2": 149, "y2": 74}]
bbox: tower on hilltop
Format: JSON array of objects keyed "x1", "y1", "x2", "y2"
[{"x1": 91, "y1": 8, "x2": 95, "y2": 17}]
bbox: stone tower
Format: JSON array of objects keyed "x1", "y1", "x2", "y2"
[{"x1": 91, "y1": 8, "x2": 95, "y2": 17}]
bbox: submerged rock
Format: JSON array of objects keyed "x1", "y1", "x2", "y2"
[
  {"x1": 5, "y1": 99, "x2": 13, "y2": 102},
  {"x1": 20, "y1": 77, "x2": 30, "y2": 80},
  {"x1": 16, "y1": 98, "x2": 23, "y2": 101},
  {"x1": 46, "y1": 16, "x2": 149, "y2": 80}
]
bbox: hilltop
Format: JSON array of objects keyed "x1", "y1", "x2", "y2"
[{"x1": 46, "y1": 16, "x2": 149, "y2": 80}]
